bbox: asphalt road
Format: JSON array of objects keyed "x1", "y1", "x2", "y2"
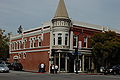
[{"x1": 0, "y1": 71, "x2": 120, "y2": 80}]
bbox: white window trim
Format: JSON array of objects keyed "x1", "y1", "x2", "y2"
[
  {"x1": 58, "y1": 33, "x2": 62, "y2": 45},
  {"x1": 37, "y1": 36, "x2": 42, "y2": 47},
  {"x1": 73, "y1": 36, "x2": 78, "y2": 48},
  {"x1": 65, "y1": 33, "x2": 69, "y2": 46},
  {"x1": 29, "y1": 37, "x2": 33, "y2": 48},
  {"x1": 29, "y1": 37, "x2": 36, "y2": 48}
]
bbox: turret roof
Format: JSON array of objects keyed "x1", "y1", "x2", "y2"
[{"x1": 54, "y1": 0, "x2": 69, "y2": 19}]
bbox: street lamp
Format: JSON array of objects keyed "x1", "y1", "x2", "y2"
[
  {"x1": 74, "y1": 32, "x2": 82, "y2": 74},
  {"x1": 75, "y1": 48, "x2": 79, "y2": 74}
]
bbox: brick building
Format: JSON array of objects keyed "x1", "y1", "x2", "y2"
[{"x1": 9, "y1": 0, "x2": 120, "y2": 73}]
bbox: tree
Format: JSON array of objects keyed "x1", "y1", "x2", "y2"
[
  {"x1": 0, "y1": 29, "x2": 9, "y2": 60},
  {"x1": 92, "y1": 31, "x2": 120, "y2": 71}
]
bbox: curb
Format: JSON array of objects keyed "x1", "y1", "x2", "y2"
[
  {"x1": 79, "y1": 73, "x2": 103, "y2": 75},
  {"x1": 23, "y1": 70, "x2": 103, "y2": 75},
  {"x1": 23, "y1": 70, "x2": 48, "y2": 74}
]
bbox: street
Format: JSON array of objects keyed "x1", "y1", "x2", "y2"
[{"x1": 0, "y1": 71, "x2": 120, "y2": 80}]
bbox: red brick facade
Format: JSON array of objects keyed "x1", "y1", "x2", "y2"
[{"x1": 9, "y1": 29, "x2": 50, "y2": 72}]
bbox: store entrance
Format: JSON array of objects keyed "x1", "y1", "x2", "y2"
[{"x1": 68, "y1": 54, "x2": 74, "y2": 73}]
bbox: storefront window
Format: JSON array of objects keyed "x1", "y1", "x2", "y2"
[{"x1": 60, "y1": 54, "x2": 66, "y2": 71}]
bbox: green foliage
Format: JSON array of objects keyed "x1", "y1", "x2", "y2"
[
  {"x1": 92, "y1": 31, "x2": 120, "y2": 70},
  {"x1": 0, "y1": 29, "x2": 9, "y2": 60}
]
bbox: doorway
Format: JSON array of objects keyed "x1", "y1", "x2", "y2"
[{"x1": 74, "y1": 59, "x2": 82, "y2": 72}]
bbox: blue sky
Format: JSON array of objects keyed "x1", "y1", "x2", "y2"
[{"x1": 0, "y1": 0, "x2": 120, "y2": 34}]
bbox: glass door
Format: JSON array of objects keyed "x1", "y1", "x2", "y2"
[{"x1": 74, "y1": 59, "x2": 82, "y2": 72}]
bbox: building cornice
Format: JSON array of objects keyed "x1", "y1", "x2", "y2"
[{"x1": 10, "y1": 49, "x2": 50, "y2": 54}]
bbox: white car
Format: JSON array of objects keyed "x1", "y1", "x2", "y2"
[{"x1": 0, "y1": 64, "x2": 9, "y2": 73}]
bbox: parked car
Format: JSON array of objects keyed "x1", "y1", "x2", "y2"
[
  {"x1": 11, "y1": 62, "x2": 23, "y2": 71},
  {"x1": 104, "y1": 65, "x2": 120, "y2": 75},
  {"x1": 0, "y1": 64, "x2": 9, "y2": 73},
  {"x1": 0, "y1": 61, "x2": 12, "y2": 70},
  {"x1": 100, "y1": 66, "x2": 105, "y2": 73}
]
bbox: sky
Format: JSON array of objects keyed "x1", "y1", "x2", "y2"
[{"x1": 0, "y1": 0, "x2": 120, "y2": 34}]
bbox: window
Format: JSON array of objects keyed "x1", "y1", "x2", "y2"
[
  {"x1": 73, "y1": 35, "x2": 78, "y2": 47},
  {"x1": 14, "y1": 42, "x2": 16, "y2": 50},
  {"x1": 65, "y1": 34, "x2": 68, "y2": 45},
  {"x1": 20, "y1": 41, "x2": 22, "y2": 49},
  {"x1": 57, "y1": 21, "x2": 60, "y2": 26},
  {"x1": 30, "y1": 38, "x2": 33, "y2": 48},
  {"x1": 23, "y1": 53, "x2": 26, "y2": 59},
  {"x1": 58, "y1": 33, "x2": 62, "y2": 45},
  {"x1": 11, "y1": 43, "x2": 14, "y2": 50},
  {"x1": 15, "y1": 42, "x2": 17, "y2": 50},
  {"x1": 16, "y1": 42, "x2": 18, "y2": 50},
  {"x1": 84, "y1": 37, "x2": 87, "y2": 48},
  {"x1": 61, "y1": 21, "x2": 64, "y2": 26},
  {"x1": 23, "y1": 39, "x2": 27, "y2": 49},
  {"x1": 17, "y1": 41, "x2": 20, "y2": 49},
  {"x1": 33, "y1": 37, "x2": 36, "y2": 47},
  {"x1": 38, "y1": 36, "x2": 42, "y2": 47},
  {"x1": 53, "y1": 34, "x2": 55, "y2": 45}
]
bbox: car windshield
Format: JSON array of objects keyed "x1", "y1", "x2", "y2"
[{"x1": 0, "y1": 64, "x2": 6, "y2": 67}]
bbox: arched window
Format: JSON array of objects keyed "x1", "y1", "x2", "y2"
[
  {"x1": 20, "y1": 41, "x2": 22, "y2": 49},
  {"x1": 38, "y1": 36, "x2": 42, "y2": 47},
  {"x1": 33, "y1": 37, "x2": 36, "y2": 47},
  {"x1": 23, "y1": 39, "x2": 27, "y2": 49},
  {"x1": 17, "y1": 41, "x2": 19, "y2": 50},
  {"x1": 30, "y1": 38, "x2": 33, "y2": 48}
]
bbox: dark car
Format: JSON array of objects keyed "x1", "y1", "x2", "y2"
[
  {"x1": 11, "y1": 62, "x2": 23, "y2": 71},
  {"x1": 104, "y1": 65, "x2": 120, "y2": 75}
]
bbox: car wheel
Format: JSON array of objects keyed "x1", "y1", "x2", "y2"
[{"x1": 113, "y1": 71, "x2": 117, "y2": 75}]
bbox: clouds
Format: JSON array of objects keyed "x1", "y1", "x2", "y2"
[{"x1": 0, "y1": 0, "x2": 120, "y2": 34}]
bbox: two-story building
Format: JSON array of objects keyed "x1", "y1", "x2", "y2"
[{"x1": 9, "y1": 0, "x2": 120, "y2": 73}]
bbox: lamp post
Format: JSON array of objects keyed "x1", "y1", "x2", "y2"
[
  {"x1": 74, "y1": 32, "x2": 82, "y2": 74},
  {"x1": 52, "y1": 49, "x2": 56, "y2": 74},
  {"x1": 75, "y1": 48, "x2": 79, "y2": 74}
]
